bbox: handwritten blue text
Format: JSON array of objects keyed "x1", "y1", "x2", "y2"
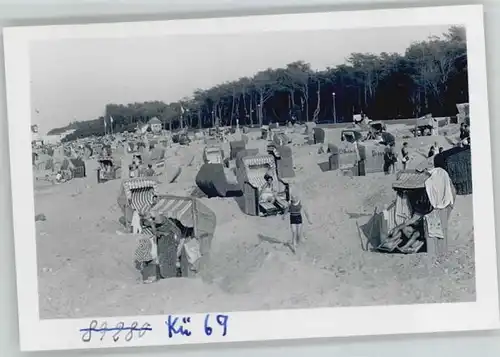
[
  {"x1": 80, "y1": 320, "x2": 152, "y2": 343},
  {"x1": 166, "y1": 313, "x2": 229, "y2": 339}
]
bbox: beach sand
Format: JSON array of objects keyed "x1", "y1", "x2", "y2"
[{"x1": 33, "y1": 126, "x2": 475, "y2": 319}]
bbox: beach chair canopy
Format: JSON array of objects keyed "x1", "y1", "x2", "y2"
[
  {"x1": 236, "y1": 154, "x2": 285, "y2": 193},
  {"x1": 149, "y1": 195, "x2": 216, "y2": 241},
  {"x1": 229, "y1": 140, "x2": 246, "y2": 160},
  {"x1": 415, "y1": 116, "x2": 434, "y2": 128},
  {"x1": 273, "y1": 132, "x2": 291, "y2": 146},
  {"x1": 392, "y1": 170, "x2": 431, "y2": 191},
  {"x1": 370, "y1": 121, "x2": 386, "y2": 132},
  {"x1": 203, "y1": 145, "x2": 224, "y2": 164},
  {"x1": 117, "y1": 177, "x2": 159, "y2": 213},
  {"x1": 341, "y1": 129, "x2": 363, "y2": 143},
  {"x1": 205, "y1": 145, "x2": 222, "y2": 154},
  {"x1": 98, "y1": 157, "x2": 115, "y2": 167},
  {"x1": 98, "y1": 155, "x2": 115, "y2": 162},
  {"x1": 304, "y1": 122, "x2": 316, "y2": 133}
]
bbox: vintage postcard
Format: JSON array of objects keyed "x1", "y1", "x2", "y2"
[{"x1": 3, "y1": 4, "x2": 499, "y2": 352}]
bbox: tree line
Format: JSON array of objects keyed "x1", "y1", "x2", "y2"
[{"x1": 57, "y1": 26, "x2": 467, "y2": 142}]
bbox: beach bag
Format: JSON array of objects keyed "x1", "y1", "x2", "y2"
[{"x1": 180, "y1": 239, "x2": 202, "y2": 278}]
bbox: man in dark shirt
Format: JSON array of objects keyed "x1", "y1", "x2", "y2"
[
  {"x1": 384, "y1": 143, "x2": 397, "y2": 174},
  {"x1": 459, "y1": 123, "x2": 468, "y2": 140}
]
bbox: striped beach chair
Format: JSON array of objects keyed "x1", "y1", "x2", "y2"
[
  {"x1": 148, "y1": 195, "x2": 217, "y2": 277},
  {"x1": 118, "y1": 178, "x2": 159, "y2": 220},
  {"x1": 235, "y1": 154, "x2": 290, "y2": 216}
]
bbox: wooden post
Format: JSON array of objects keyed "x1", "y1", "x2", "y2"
[{"x1": 192, "y1": 198, "x2": 198, "y2": 238}]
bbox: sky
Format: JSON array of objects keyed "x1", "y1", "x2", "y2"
[{"x1": 30, "y1": 25, "x2": 452, "y2": 134}]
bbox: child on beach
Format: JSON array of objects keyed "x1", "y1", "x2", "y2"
[
  {"x1": 131, "y1": 209, "x2": 142, "y2": 234},
  {"x1": 401, "y1": 142, "x2": 410, "y2": 170},
  {"x1": 282, "y1": 194, "x2": 312, "y2": 253}
]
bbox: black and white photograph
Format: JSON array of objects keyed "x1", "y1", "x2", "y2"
[{"x1": 3, "y1": 5, "x2": 499, "y2": 351}]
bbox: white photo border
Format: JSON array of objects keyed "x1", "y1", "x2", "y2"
[{"x1": 3, "y1": 4, "x2": 499, "y2": 352}]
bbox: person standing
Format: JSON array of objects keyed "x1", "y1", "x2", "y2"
[
  {"x1": 282, "y1": 194, "x2": 312, "y2": 253},
  {"x1": 144, "y1": 164, "x2": 155, "y2": 177},
  {"x1": 401, "y1": 142, "x2": 410, "y2": 170},
  {"x1": 129, "y1": 164, "x2": 138, "y2": 178},
  {"x1": 384, "y1": 142, "x2": 397, "y2": 174},
  {"x1": 428, "y1": 142, "x2": 438, "y2": 158},
  {"x1": 459, "y1": 123, "x2": 467, "y2": 140}
]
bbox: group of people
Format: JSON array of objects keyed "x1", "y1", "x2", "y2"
[
  {"x1": 128, "y1": 155, "x2": 156, "y2": 178},
  {"x1": 55, "y1": 169, "x2": 72, "y2": 183},
  {"x1": 383, "y1": 142, "x2": 407, "y2": 174},
  {"x1": 383, "y1": 139, "x2": 446, "y2": 175},
  {"x1": 428, "y1": 142, "x2": 444, "y2": 158},
  {"x1": 131, "y1": 194, "x2": 188, "y2": 284}
]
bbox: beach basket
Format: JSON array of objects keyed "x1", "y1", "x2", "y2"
[
  {"x1": 357, "y1": 141, "x2": 385, "y2": 175},
  {"x1": 229, "y1": 140, "x2": 246, "y2": 160},
  {"x1": 313, "y1": 128, "x2": 325, "y2": 144},
  {"x1": 434, "y1": 146, "x2": 472, "y2": 195}
]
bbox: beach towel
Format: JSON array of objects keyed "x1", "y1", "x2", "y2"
[
  {"x1": 426, "y1": 206, "x2": 451, "y2": 255},
  {"x1": 426, "y1": 209, "x2": 445, "y2": 240},
  {"x1": 425, "y1": 168, "x2": 455, "y2": 209},
  {"x1": 183, "y1": 239, "x2": 201, "y2": 266},
  {"x1": 134, "y1": 228, "x2": 157, "y2": 263},
  {"x1": 395, "y1": 193, "x2": 412, "y2": 226}
]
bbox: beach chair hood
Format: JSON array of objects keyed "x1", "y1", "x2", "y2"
[
  {"x1": 357, "y1": 141, "x2": 385, "y2": 174},
  {"x1": 117, "y1": 177, "x2": 159, "y2": 214},
  {"x1": 236, "y1": 155, "x2": 277, "y2": 190},
  {"x1": 149, "y1": 196, "x2": 216, "y2": 236},
  {"x1": 149, "y1": 195, "x2": 216, "y2": 254}
]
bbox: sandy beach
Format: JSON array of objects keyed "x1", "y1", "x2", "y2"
[{"x1": 33, "y1": 125, "x2": 475, "y2": 320}]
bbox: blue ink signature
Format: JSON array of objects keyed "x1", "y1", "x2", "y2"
[
  {"x1": 80, "y1": 320, "x2": 152, "y2": 342},
  {"x1": 165, "y1": 315, "x2": 192, "y2": 337},
  {"x1": 166, "y1": 313, "x2": 229, "y2": 338}
]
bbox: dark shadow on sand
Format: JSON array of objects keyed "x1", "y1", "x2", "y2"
[{"x1": 258, "y1": 234, "x2": 295, "y2": 254}]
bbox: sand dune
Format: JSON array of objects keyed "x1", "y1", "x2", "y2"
[{"x1": 34, "y1": 127, "x2": 475, "y2": 319}]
